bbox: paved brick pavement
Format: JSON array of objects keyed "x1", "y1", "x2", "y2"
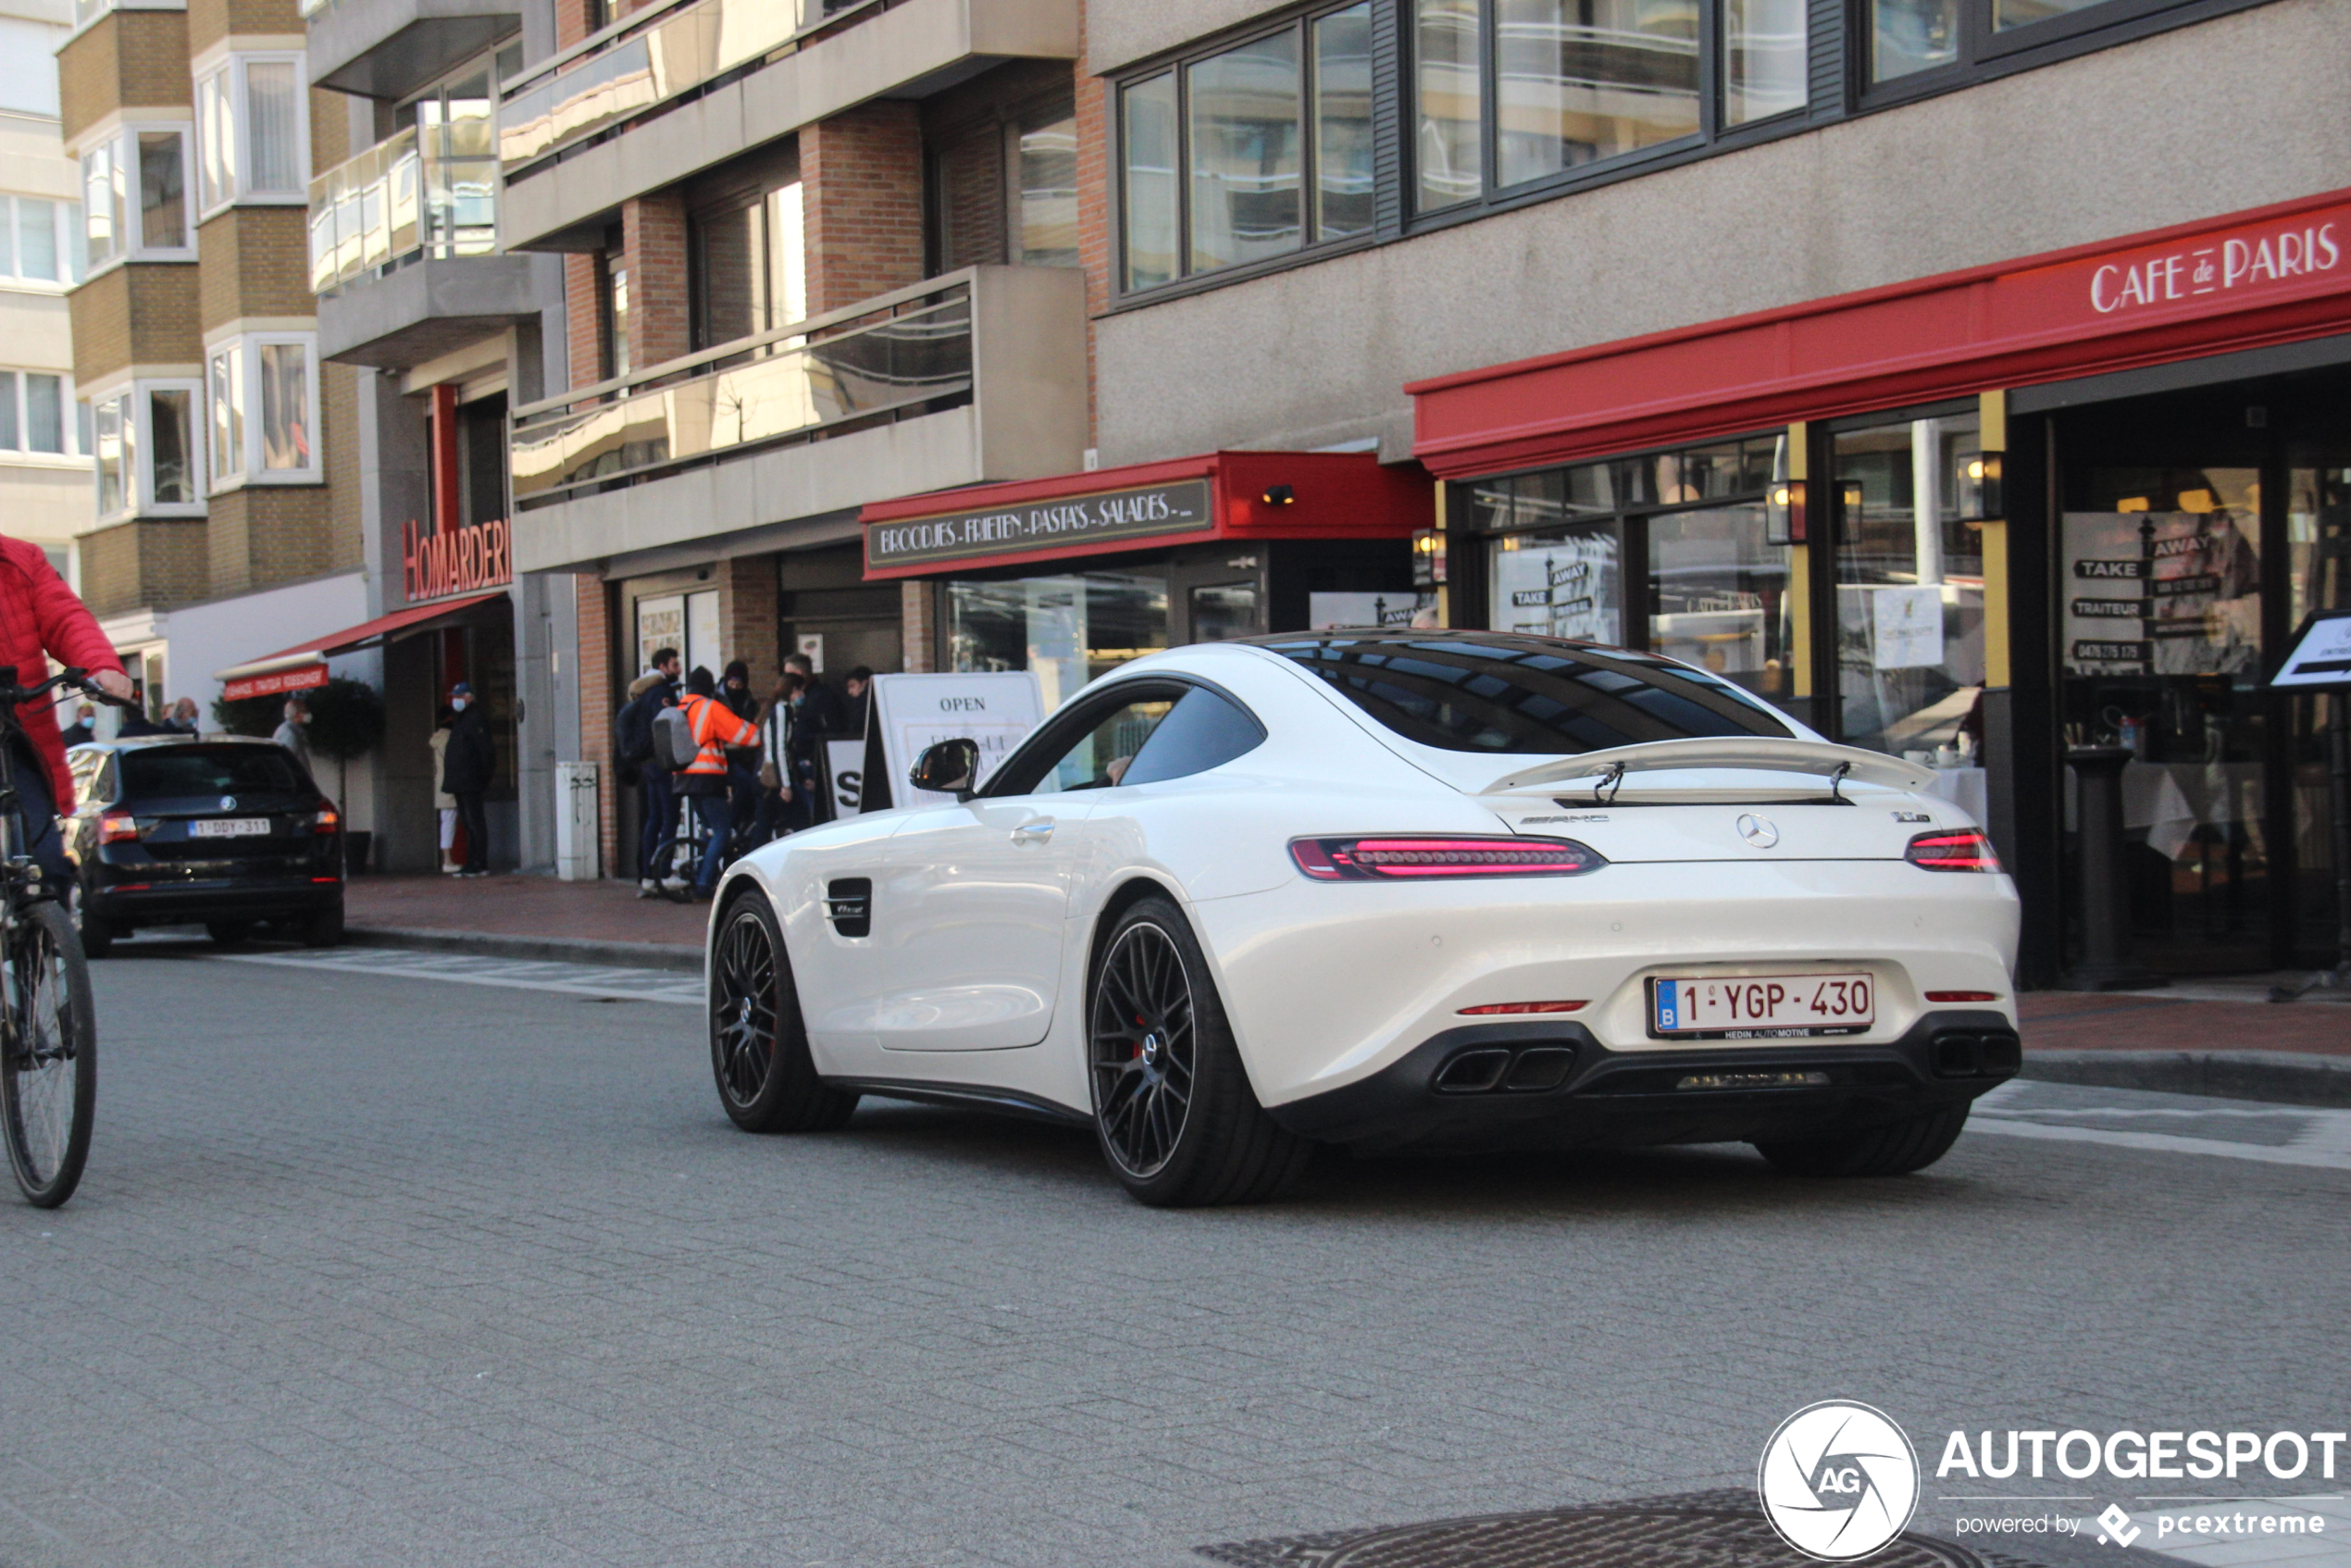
[
  {"x1": 1, "y1": 946, "x2": 2345, "y2": 1568},
  {"x1": 345, "y1": 874, "x2": 703, "y2": 949}
]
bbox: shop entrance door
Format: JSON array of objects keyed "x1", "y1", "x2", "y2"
[{"x1": 2053, "y1": 367, "x2": 2351, "y2": 976}]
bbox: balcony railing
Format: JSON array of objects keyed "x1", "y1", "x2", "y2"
[
  {"x1": 496, "y1": 0, "x2": 880, "y2": 168},
  {"x1": 308, "y1": 123, "x2": 498, "y2": 295},
  {"x1": 510, "y1": 270, "x2": 976, "y2": 505}
]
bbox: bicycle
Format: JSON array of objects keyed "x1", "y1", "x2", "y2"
[
  {"x1": 0, "y1": 664, "x2": 128, "y2": 1207},
  {"x1": 648, "y1": 784, "x2": 763, "y2": 903}
]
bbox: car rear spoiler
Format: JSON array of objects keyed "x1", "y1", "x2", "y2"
[{"x1": 1479, "y1": 738, "x2": 1936, "y2": 797}]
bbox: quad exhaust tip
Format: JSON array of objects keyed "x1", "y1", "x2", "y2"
[{"x1": 1434, "y1": 1045, "x2": 1576, "y2": 1094}]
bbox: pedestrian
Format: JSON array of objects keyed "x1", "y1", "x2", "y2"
[
  {"x1": 750, "y1": 672, "x2": 801, "y2": 843},
  {"x1": 782, "y1": 652, "x2": 843, "y2": 825},
  {"x1": 843, "y1": 666, "x2": 874, "y2": 738},
  {"x1": 273, "y1": 696, "x2": 312, "y2": 773},
  {"x1": 615, "y1": 649, "x2": 680, "y2": 895},
  {"x1": 58, "y1": 703, "x2": 93, "y2": 747},
  {"x1": 428, "y1": 714, "x2": 459, "y2": 874},
  {"x1": 116, "y1": 702, "x2": 167, "y2": 737},
  {"x1": 167, "y1": 696, "x2": 201, "y2": 734},
  {"x1": 719, "y1": 659, "x2": 762, "y2": 837},
  {"x1": 675, "y1": 666, "x2": 758, "y2": 900},
  {"x1": 442, "y1": 681, "x2": 496, "y2": 877}
]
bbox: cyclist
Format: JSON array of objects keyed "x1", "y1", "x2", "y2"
[
  {"x1": 0, "y1": 539, "x2": 134, "y2": 892},
  {"x1": 675, "y1": 666, "x2": 758, "y2": 902}
]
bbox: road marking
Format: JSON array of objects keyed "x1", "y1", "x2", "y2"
[
  {"x1": 215, "y1": 946, "x2": 703, "y2": 1007},
  {"x1": 1970, "y1": 1079, "x2": 2351, "y2": 1171}
]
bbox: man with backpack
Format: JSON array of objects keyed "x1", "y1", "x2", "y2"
[
  {"x1": 615, "y1": 647, "x2": 680, "y2": 895},
  {"x1": 667, "y1": 666, "x2": 759, "y2": 900}
]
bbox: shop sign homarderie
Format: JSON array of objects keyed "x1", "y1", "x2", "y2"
[
  {"x1": 404, "y1": 517, "x2": 514, "y2": 604},
  {"x1": 865, "y1": 479, "x2": 1214, "y2": 571}
]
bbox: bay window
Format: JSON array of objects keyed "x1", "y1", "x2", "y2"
[
  {"x1": 80, "y1": 127, "x2": 193, "y2": 268},
  {"x1": 195, "y1": 55, "x2": 310, "y2": 215},
  {"x1": 205, "y1": 334, "x2": 320, "y2": 489},
  {"x1": 87, "y1": 380, "x2": 204, "y2": 520}
]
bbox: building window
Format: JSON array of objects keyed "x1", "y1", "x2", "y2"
[
  {"x1": 80, "y1": 127, "x2": 193, "y2": 268},
  {"x1": 1832, "y1": 406, "x2": 1988, "y2": 754},
  {"x1": 598, "y1": 256, "x2": 629, "y2": 380},
  {"x1": 1118, "y1": 3, "x2": 1375, "y2": 292},
  {"x1": 87, "y1": 380, "x2": 205, "y2": 521},
  {"x1": 0, "y1": 197, "x2": 85, "y2": 286},
  {"x1": 1868, "y1": 0, "x2": 2160, "y2": 83},
  {"x1": 195, "y1": 55, "x2": 310, "y2": 215},
  {"x1": 1015, "y1": 111, "x2": 1080, "y2": 268},
  {"x1": 204, "y1": 335, "x2": 320, "y2": 490},
  {"x1": 1414, "y1": 0, "x2": 1793, "y2": 211},
  {"x1": 688, "y1": 180, "x2": 804, "y2": 352},
  {"x1": 0, "y1": 373, "x2": 76, "y2": 455}
]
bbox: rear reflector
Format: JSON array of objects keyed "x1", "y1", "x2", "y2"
[
  {"x1": 1924, "y1": 990, "x2": 2000, "y2": 1002},
  {"x1": 1458, "y1": 1000, "x2": 1586, "y2": 1014},
  {"x1": 1905, "y1": 828, "x2": 2000, "y2": 872},
  {"x1": 1290, "y1": 835, "x2": 1605, "y2": 881}
]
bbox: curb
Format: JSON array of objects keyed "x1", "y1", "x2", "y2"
[
  {"x1": 2020, "y1": 1049, "x2": 2351, "y2": 1107},
  {"x1": 345, "y1": 926, "x2": 701, "y2": 975}
]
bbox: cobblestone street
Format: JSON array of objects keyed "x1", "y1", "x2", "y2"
[{"x1": 3, "y1": 943, "x2": 2346, "y2": 1568}]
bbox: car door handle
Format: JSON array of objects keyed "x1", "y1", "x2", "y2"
[{"x1": 1011, "y1": 821, "x2": 1056, "y2": 844}]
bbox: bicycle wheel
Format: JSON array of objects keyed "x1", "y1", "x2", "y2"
[
  {"x1": 0, "y1": 900, "x2": 95, "y2": 1208},
  {"x1": 651, "y1": 835, "x2": 703, "y2": 900}
]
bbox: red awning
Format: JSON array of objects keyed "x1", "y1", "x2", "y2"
[
  {"x1": 1406, "y1": 185, "x2": 2351, "y2": 479},
  {"x1": 858, "y1": 451, "x2": 1432, "y2": 581},
  {"x1": 215, "y1": 591, "x2": 506, "y2": 700}
]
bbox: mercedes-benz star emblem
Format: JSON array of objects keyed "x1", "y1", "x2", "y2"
[
  {"x1": 219, "y1": 796, "x2": 237, "y2": 813},
  {"x1": 1737, "y1": 813, "x2": 1780, "y2": 848}
]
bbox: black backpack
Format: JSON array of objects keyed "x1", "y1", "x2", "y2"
[{"x1": 614, "y1": 691, "x2": 657, "y2": 768}]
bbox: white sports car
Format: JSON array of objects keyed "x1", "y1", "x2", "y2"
[{"x1": 706, "y1": 631, "x2": 2021, "y2": 1206}]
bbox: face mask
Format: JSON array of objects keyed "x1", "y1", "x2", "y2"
[{"x1": 452, "y1": 698, "x2": 468, "y2": 712}]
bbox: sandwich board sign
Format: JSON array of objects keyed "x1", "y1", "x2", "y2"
[
  {"x1": 858, "y1": 672, "x2": 1046, "y2": 812},
  {"x1": 2270, "y1": 609, "x2": 2351, "y2": 691}
]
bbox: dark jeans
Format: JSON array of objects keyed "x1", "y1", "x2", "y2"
[
  {"x1": 691, "y1": 794, "x2": 732, "y2": 892},
  {"x1": 453, "y1": 790, "x2": 491, "y2": 874},
  {"x1": 726, "y1": 761, "x2": 761, "y2": 831},
  {"x1": 9, "y1": 745, "x2": 69, "y2": 895},
  {"x1": 747, "y1": 788, "x2": 789, "y2": 847},
  {"x1": 638, "y1": 765, "x2": 675, "y2": 881}
]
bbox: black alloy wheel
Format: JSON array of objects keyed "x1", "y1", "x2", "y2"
[
  {"x1": 712, "y1": 903, "x2": 778, "y2": 1111},
  {"x1": 1089, "y1": 919, "x2": 1197, "y2": 1180},
  {"x1": 707, "y1": 890, "x2": 857, "y2": 1134},
  {"x1": 1085, "y1": 896, "x2": 1310, "y2": 1207}
]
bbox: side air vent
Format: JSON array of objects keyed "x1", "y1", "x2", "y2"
[{"x1": 826, "y1": 877, "x2": 872, "y2": 939}]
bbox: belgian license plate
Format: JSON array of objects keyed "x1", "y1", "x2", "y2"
[
  {"x1": 191, "y1": 818, "x2": 270, "y2": 839},
  {"x1": 1650, "y1": 974, "x2": 1873, "y2": 1039}
]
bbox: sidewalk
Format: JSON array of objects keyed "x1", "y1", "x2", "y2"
[{"x1": 341, "y1": 873, "x2": 2349, "y2": 1099}]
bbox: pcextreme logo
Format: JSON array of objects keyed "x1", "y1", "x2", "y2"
[{"x1": 1759, "y1": 1400, "x2": 1922, "y2": 1562}]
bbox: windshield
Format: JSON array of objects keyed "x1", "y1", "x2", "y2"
[
  {"x1": 122, "y1": 747, "x2": 310, "y2": 798},
  {"x1": 1255, "y1": 633, "x2": 1792, "y2": 754}
]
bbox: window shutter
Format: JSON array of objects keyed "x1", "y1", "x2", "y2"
[
  {"x1": 1372, "y1": 0, "x2": 1405, "y2": 240},
  {"x1": 1809, "y1": 0, "x2": 1849, "y2": 119}
]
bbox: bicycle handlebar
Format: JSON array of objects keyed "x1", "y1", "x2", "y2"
[{"x1": 0, "y1": 666, "x2": 140, "y2": 710}]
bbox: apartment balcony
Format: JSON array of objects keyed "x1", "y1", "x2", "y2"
[
  {"x1": 496, "y1": 0, "x2": 1076, "y2": 252},
  {"x1": 305, "y1": 0, "x2": 520, "y2": 102},
  {"x1": 310, "y1": 125, "x2": 559, "y2": 367},
  {"x1": 507, "y1": 264, "x2": 1084, "y2": 574}
]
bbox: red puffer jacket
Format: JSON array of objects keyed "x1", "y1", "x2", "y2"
[{"x1": 0, "y1": 537, "x2": 125, "y2": 809}]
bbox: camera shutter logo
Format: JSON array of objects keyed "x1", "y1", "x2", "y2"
[{"x1": 1758, "y1": 1400, "x2": 1921, "y2": 1561}]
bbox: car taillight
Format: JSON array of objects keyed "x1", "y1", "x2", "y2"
[
  {"x1": 1925, "y1": 990, "x2": 2001, "y2": 1002},
  {"x1": 1459, "y1": 1000, "x2": 1586, "y2": 1014},
  {"x1": 313, "y1": 806, "x2": 339, "y2": 834},
  {"x1": 99, "y1": 811, "x2": 140, "y2": 843},
  {"x1": 1906, "y1": 829, "x2": 1999, "y2": 872},
  {"x1": 1289, "y1": 836, "x2": 1606, "y2": 881}
]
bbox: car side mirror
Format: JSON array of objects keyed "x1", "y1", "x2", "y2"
[{"x1": 910, "y1": 738, "x2": 980, "y2": 801}]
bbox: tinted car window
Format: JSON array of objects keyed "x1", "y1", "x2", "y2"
[
  {"x1": 122, "y1": 748, "x2": 310, "y2": 798},
  {"x1": 1256, "y1": 633, "x2": 1789, "y2": 754},
  {"x1": 1031, "y1": 694, "x2": 1176, "y2": 793},
  {"x1": 1119, "y1": 686, "x2": 1265, "y2": 785}
]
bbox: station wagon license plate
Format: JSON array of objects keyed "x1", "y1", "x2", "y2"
[
  {"x1": 190, "y1": 818, "x2": 270, "y2": 839},
  {"x1": 1650, "y1": 974, "x2": 1873, "y2": 1039}
]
